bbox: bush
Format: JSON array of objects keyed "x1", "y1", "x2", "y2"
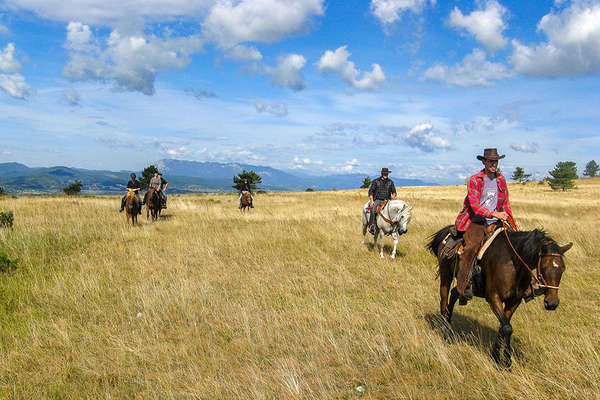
[
  {"x1": 0, "y1": 186, "x2": 4, "y2": 196},
  {"x1": 63, "y1": 180, "x2": 83, "y2": 195},
  {"x1": 0, "y1": 250, "x2": 18, "y2": 273},
  {"x1": 547, "y1": 161, "x2": 577, "y2": 191},
  {"x1": 305, "y1": 188, "x2": 315, "y2": 192},
  {"x1": 0, "y1": 211, "x2": 13, "y2": 228}
]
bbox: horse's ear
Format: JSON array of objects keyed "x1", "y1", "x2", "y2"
[{"x1": 560, "y1": 242, "x2": 573, "y2": 254}]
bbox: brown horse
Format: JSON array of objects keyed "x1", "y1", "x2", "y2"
[
  {"x1": 427, "y1": 225, "x2": 572, "y2": 368},
  {"x1": 240, "y1": 191, "x2": 252, "y2": 212},
  {"x1": 145, "y1": 188, "x2": 161, "y2": 221},
  {"x1": 125, "y1": 188, "x2": 141, "y2": 226}
]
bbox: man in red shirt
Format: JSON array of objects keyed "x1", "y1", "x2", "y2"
[{"x1": 455, "y1": 148, "x2": 513, "y2": 304}]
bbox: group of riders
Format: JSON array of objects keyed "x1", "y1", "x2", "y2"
[
  {"x1": 119, "y1": 171, "x2": 168, "y2": 214},
  {"x1": 368, "y1": 148, "x2": 514, "y2": 305}
]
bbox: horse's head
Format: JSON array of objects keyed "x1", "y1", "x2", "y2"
[
  {"x1": 538, "y1": 240, "x2": 572, "y2": 310},
  {"x1": 392, "y1": 203, "x2": 413, "y2": 235}
]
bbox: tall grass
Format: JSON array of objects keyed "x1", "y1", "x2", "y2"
[{"x1": 0, "y1": 179, "x2": 598, "y2": 399}]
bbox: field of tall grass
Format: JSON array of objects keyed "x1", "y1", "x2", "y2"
[{"x1": 0, "y1": 179, "x2": 598, "y2": 399}]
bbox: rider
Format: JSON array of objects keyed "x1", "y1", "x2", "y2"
[
  {"x1": 455, "y1": 148, "x2": 513, "y2": 304},
  {"x1": 239, "y1": 178, "x2": 254, "y2": 208},
  {"x1": 368, "y1": 167, "x2": 397, "y2": 234},
  {"x1": 145, "y1": 171, "x2": 162, "y2": 207},
  {"x1": 119, "y1": 173, "x2": 142, "y2": 214},
  {"x1": 157, "y1": 172, "x2": 168, "y2": 209}
]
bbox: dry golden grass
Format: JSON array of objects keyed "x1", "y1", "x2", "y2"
[{"x1": 0, "y1": 179, "x2": 598, "y2": 399}]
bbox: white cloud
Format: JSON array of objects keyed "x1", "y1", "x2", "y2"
[
  {"x1": 370, "y1": 0, "x2": 431, "y2": 25},
  {"x1": 511, "y1": 142, "x2": 538, "y2": 153},
  {"x1": 510, "y1": 2, "x2": 600, "y2": 76},
  {"x1": 0, "y1": 23, "x2": 9, "y2": 35},
  {"x1": 316, "y1": 46, "x2": 386, "y2": 90},
  {"x1": 65, "y1": 88, "x2": 80, "y2": 105},
  {"x1": 403, "y1": 123, "x2": 452, "y2": 152},
  {"x1": 225, "y1": 44, "x2": 263, "y2": 62},
  {"x1": 63, "y1": 23, "x2": 203, "y2": 95},
  {"x1": 0, "y1": 43, "x2": 31, "y2": 99},
  {"x1": 423, "y1": 48, "x2": 513, "y2": 87},
  {"x1": 203, "y1": 0, "x2": 324, "y2": 47},
  {"x1": 265, "y1": 53, "x2": 306, "y2": 91},
  {"x1": 449, "y1": 0, "x2": 508, "y2": 54},
  {"x1": 255, "y1": 101, "x2": 288, "y2": 117}
]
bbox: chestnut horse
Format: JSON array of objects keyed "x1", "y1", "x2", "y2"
[
  {"x1": 125, "y1": 188, "x2": 141, "y2": 226},
  {"x1": 427, "y1": 225, "x2": 572, "y2": 368},
  {"x1": 240, "y1": 191, "x2": 252, "y2": 213},
  {"x1": 145, "y1": 188, "x2": 161, "y2": 221}
]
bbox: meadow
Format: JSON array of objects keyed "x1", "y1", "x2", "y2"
[{"x1": 0, "y1": 179, "x2": 598, "y2": 399}]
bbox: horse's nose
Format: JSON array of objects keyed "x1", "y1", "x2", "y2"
[{"x1": 544, "y1": 299, "x2": 559, "y2": 310}]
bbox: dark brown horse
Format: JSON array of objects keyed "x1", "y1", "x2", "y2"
[
  {"x1": 145, "y1": 188, "x2": 161, "y2": 221},
  {"x1": 240, "y1": 191, "x2": 252, "y2": 213},
  {"x1": 428, "y1": 225, "x2": 572, "y2": 368},
  {"x1": 125, "y1": 188, "x2": 141, "y2": 226}
]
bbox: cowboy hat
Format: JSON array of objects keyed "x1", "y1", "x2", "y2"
[
  {"x1": 381, "y1": 167, "x2": 391, "y2": 174},
  {"x1": 476, "y1": 148, "x2": 505, "y2": 161}
]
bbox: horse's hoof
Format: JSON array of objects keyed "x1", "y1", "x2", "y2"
[
  {"x1": 380, "y1": 254, "x2": 385, "y2": 259},
  {"x1": 391, "y1": 254, "x2": 396, "y2": 259}
]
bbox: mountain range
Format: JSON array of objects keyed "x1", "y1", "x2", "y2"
[{"x1": 0, "y1": 160, "x2": 435, "y2": 194}]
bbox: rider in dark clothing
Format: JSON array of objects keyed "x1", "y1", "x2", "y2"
[
  {"x1": 120, "y1": 173, "x2": 142, "y2": 214},
  {"x1": 158, "y1": 173, "x2": 168, "y2": 209},
  {"x1": 368, "y1": 168, "x2": 397, "y2": 233},
  {"x1": 239, "y1": 179, "x2": 254, "y2": 208}
]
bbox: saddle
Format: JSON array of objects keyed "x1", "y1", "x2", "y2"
[{"x1": 374, "y1": 200, "x2": 388, "y2": 214}]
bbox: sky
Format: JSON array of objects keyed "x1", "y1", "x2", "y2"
[{"x1": 0, "y1": 0, "x2": 599, "y2": 184}]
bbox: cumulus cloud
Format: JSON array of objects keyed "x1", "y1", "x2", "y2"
[
  {"x1": 65, "y1": 88, "x2": 80, "y2": 105},
  {"x1": 225, "y1": 44, "x2": 263, "y2": 62},
  {"x1": 370, "y1": 0, "x2": 431, "y2": 25},
  {"x1": 62, "y1": 23, "x2": 203, "y2": 95},
  {"x1": 203, "y1": 0, "x2": 324, "y2": 47},
  {"x1": 316, "y1": 46, "x2": 386, "y2": 90},
  {"x1": 0, "y1": 23, "x2": 9, "y2": 35},
  {"x1": 265, "y1": 53, "x2": 306, "y2": 91},
  {"x1": 449, "y1": 0, "x2": 508, "y2": 54},
  {"x1": 403, "y1": 123, "x2": 452, "y2": 152},
  {"x1": 423, "y1": 48, "x2": 513, "y2": 86},
  {"x1": 185, "y1": 88, "x2": 217, "y2": 99},
  {"x1": 510, "y1": 142, "x2": 538, "y2": 153},
  {"x1": 0, "y1": 42, "x2": 31, "y2": 99},
  {"x1": 255, "y1": 101, "x2": 288, "y2": 117},
  {"x1": 510, "y1": 1, "x2": 600, "y2": 76}
]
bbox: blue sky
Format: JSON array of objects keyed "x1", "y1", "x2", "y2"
[{"x1": 1, "y1": 0, "x2": 599, "y2": 183}]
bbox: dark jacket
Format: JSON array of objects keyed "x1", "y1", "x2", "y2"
[
  {"x1": 368, "y1": 177, "x2": 396, "y2": 200},
  {"x1": 241, "y1": 182, "x2": 251, "y2": 193},
  {"x1": 126, "y1": 179, "x2": 141, "y2": 189}
]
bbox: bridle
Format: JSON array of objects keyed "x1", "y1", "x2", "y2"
[
  {"x1": 377, "y1": 202, "x2": 406, "y2": 232},
  {"x1": 502, "y1": 221, "x2": 562, "y2": 291}
]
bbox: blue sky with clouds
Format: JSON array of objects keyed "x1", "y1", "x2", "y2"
[{"x1": 1, "y1": 0, "x2": 599, "y2": 183}]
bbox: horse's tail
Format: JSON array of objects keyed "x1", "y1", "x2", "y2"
[{"x1": 426, "y1": 225, "x2": 453, "y2": 257}]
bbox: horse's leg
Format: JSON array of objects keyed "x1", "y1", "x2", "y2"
[
  {"x1": 391, "y1": 231, "x2": 398, "y2": 259},
  {"x1": 439, "y1": 259, "x2": 453, "y2": 323},
  {"x1": 378, "y1": 230, "x2": 385, "y2": 258},
  {"x1": 362, "y1": 218, "x2": 367, "y2": 244},
  {"x1": 488, "y1": 294, "x2": 513, "y2": 368},
  {"x1": 501, "y1": 298, "x2": 522, "y2": 369}
]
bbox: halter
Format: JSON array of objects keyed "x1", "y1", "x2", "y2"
[{"x1": 502, "y1": 221, "x2": 562, "y2": 291}]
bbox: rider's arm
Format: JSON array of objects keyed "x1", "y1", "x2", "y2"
[
  {"x1": 163, "y1": 180, "x2": 168, "y2": 191},
  {"x1": 466, "y1": 176, "x2": 495, "y2": 218},
  {"x1": 390, "y1": 181, "x2": 397, "y2": 199}
]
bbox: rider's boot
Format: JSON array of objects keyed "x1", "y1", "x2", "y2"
[{"x1": 456, "y1": 222, "x2": 485, "y2": 305}]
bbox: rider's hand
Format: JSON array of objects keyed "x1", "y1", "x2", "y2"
[
  {"x1": 369, "y1": 200, "x2": 374, "y2": 207},
  {"x1": 493, "y1": 211, "x2": 509, "y2": 221}
]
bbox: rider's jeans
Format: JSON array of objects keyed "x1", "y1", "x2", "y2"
[{"x1": 456, "y1": 222, "x2": 485, "y2": 295}]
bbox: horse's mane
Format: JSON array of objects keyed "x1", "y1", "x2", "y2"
[
  {"x1": 426, "y1": 225, "x2": 453, "y2": 256},
  {"x1": 503, "y1": 229, "x2": 561, "y2": 266}
]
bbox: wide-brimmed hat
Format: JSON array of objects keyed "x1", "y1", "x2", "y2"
[
  {"x1": 381, "y1": 167, "x2": 391, "y2": 174},
  {"x1": 477, "y1": 148, "x2": 505, "y2": 161}
]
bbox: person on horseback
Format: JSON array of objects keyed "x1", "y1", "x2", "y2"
[
  {"x1": 119, "y1": 173, "x2": 142, "y2": 214},
  {"x1": 145, "y1": 171, "x2": 162, "y2": 207},
  {"x1": 455, "y1": 148, "x2": 513, "y2": 304},
  {"x1": 157, "y1": 172, "x2": 168, "y2": 209},
  {"x1": 239, "y1": 178, "x2": 254, "y2": 209},
  {"x1": 368, "y1": 167, "x2": 397, "y2": 234}
]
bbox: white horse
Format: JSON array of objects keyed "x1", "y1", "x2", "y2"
[{"x1": 362, "y1": 200, "x2": 413, "y2": 259}]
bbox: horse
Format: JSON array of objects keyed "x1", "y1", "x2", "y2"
[
  {"x1": 361, "y1": 200, "x2": 413, "y2": 259},
  {"x1": 240, "y1": 191, "x2": 252, "y2": 213},
  {"x1": 145, "y1": 188, "x2": 161, "y2": 221},
  {"x1": 125, "y1": 188, "x2": 141, "y2": 226},
  {"x1": 427, "y1": 224, "x2": 572, "y2": 368}
]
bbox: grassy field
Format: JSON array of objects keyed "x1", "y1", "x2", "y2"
[{"x1": 0, "y1": 179, "x2": 598, "y2": 399}]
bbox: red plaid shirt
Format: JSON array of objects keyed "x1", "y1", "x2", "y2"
[{"x1": 455, "y1": 170, "x2": 512, "y2": 231}]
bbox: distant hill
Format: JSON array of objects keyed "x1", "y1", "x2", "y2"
[{"x1": 0, "y1": 161, "x2": 436, "y2": 194}]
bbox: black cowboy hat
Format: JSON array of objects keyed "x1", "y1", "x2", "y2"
[
  {"x1": 130, "y1": 172, "x2": 136, "y2": 177},
  {"x1": 477, "y1": 148, "x2": 505, "y2": 161},
  {"x1": 381, "y1": 167, "x2": 391, "y2": 174}
]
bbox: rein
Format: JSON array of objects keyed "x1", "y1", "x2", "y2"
[{"x1": 501, "y1": 221, "x2": 561, "y2": 290}]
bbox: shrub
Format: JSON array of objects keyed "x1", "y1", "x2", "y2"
[
  {"x1": 0, "y1": 211, "x2": 13, "y2": 228},
  {"x1": 63, "y1": 180, "x2": 83, "y2": 195},
  {"x1": 0, "y1": 186, "x2": 4, "y2": 196},
  {"x1": 547, "y1": 161, "x2": 577, "y2": 191},
  {"x1": 0, "y1": 250, "x2": 18, "y2": 273},
  {"x1": 305, "y1": 188, "x2": 315, "y2": 192}
]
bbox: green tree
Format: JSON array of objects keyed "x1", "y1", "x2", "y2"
[
  {"x1": 0, "y1": 186, "x2": 4, "y2": 196},
  {"x1": 63, "y1": 180, "x2": 83, "y2": 195},
  {"x1": 583, "y1": 160, "x2": 599, "y2": 177},
  {"x1": 232, "y1": 170, "x2": 262, "y2": 192},
  {"x1": 547, "y1": 161, "x2": 578, "y2": 191},
  {"x1": 139, "y1": 165, "x2": 159, "y2": 189},
  {"x1": 511, "y1": 167, "x2": 531, "y2": 184},
  {"x1": 305, "y1": 188, "x2": 314, "y2": 192},
  {"x1": 360, "y1": 176, "x2": 372, "y2": 189}
]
